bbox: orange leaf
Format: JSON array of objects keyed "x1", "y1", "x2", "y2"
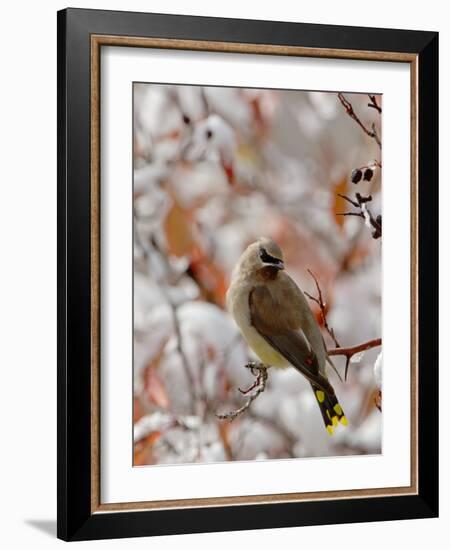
[
  {"x1": 190, "y1": 255, "x2": 227, "y2": 307},
  {"x1": 218, "y1": 420, "x2": 233, "y2": 461},
  {"x1": 145, "y1": 367, "x2": 171, "y2": 409},
  {"x1": 332, "y1": 177, "x2": 349, "y2": 229},
  {"x1": 133, "y1": 431, "x2": 162, "y2": 466},
  {"x1": 163, "y1": 191, "x2": 228, "y2": 306},
  {"x1": 133, "y1": 397, "x2": 145, "y2": 423},
  {"x1": 164, "y1": 197, "x2": 196, "y2": 257}
]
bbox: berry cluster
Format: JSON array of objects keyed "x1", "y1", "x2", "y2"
[{"x1": 351, "y1": 166, "x2": 374, "y2": 184}]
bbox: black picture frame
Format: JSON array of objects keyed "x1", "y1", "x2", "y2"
[{"x1": 57, "y1": 7, "x2": 438, "y2": 541}]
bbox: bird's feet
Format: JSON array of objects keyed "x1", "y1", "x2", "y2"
[{"x1": 238, "y1": 362, "x2": 268, "y2": 395}]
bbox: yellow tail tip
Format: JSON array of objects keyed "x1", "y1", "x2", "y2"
[
  {"x1": 340, "y1": 415, "x2": 348, "y2": 426},
  {"x1": 334, "y1": 403, "x2": 343, "y2": 416},
  {"x1": 326, "y1": 425, "x2": 334, "y2": 436},
  {"x1": 316, "y1": 390, "x2": 325, "y2": 403},
  {"x1": 332, "y1": 416, "x2": 339, "y2": 426}
]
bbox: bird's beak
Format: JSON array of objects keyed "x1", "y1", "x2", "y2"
[{"x1": 269, "y1": 260, "x2": 284, "y2": 270}]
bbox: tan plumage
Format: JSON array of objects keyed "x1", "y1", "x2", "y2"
[{"x1": 227, "y1": 237, "x2": 346, "y2": 434}]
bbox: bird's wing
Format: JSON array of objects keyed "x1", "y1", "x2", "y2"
[{"x1": 249, "y1": 285, "x2": 334, "y2": 394}]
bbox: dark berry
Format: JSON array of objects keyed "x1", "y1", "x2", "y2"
[
  {"x1": 351, "y1": 168, "x2": 363, "y2": 184},
  {"x1": 205, "y1": 129, "x2": 213, "y2": 139},
  {"x1": 363, "y1": 168, "x2": 374, "y2": 181},
  {"x1": 182, "y1": 114, "x2": 191, "y2": 125}
]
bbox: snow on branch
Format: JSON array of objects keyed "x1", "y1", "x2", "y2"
[{"x1": 337, "y1": 192, "x2": 382, "y2": 239}]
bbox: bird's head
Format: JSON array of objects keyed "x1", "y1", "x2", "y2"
[{"x1": 237, "y1": 237, "x2": 285, "y2": 277}]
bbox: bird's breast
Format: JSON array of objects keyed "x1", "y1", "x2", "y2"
[{"x1": 227, "y1": 279, "x2": 289, "y2": 368}]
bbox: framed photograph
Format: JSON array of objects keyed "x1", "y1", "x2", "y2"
[{"x1": 57, "y1": 8, "x2": 438, "y2": 541}]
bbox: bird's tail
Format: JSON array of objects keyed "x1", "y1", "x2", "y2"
[{"x1": 311, "y1": 383, "x2": 347, "y2": 435}]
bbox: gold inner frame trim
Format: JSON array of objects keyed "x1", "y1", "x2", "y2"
[{"x1": 90, "y1": 34, "x2": 419, "y2": 514}]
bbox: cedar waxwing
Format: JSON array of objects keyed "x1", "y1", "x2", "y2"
[{"x1": 226, "y1": 237, "x2": 347, "y2": 435}]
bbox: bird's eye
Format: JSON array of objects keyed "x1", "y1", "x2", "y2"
[{"x1": 259, "y1": 247, "x2": 282, "y2": 265}]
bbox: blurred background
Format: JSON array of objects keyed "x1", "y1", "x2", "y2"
[{"x1": 133, "y1": 84, "x2": 382, "y2": 466}]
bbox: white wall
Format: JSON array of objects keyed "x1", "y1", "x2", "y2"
[{"x1": 0, "y1": 1, "x2": 446, "y2": 548}]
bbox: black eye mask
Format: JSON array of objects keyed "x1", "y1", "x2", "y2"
[{"x1": 259, "y1": 247, "x2": 283, "y2": 266}]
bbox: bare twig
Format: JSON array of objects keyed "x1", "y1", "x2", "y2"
[
  {"x1": 338, "y1": 212, "x2": 365, "y2": 219},
  {"x1": 216, "y1": 362, "x2": 268, "y2": 421},
  {"x1": 328, "y1": 337, "x2": 382, "y2": 358},
  {"x1": 338, "y1": 193, "x2": 361, "y2": 208},
  {"x1": 368, "y1": 94, "x2": 382, "y2": 114},
  {"x1": 304, "y1": 269, "x2": 341, "y2": 348},
  {"x1": 338, "y1": 93, "x2": 382, "y2": 149},
  {"x1": 134, "y1": 212, "x2": 199, "y2": 413},
  {"x1": 169, "y1": 302, "x2": 197, "y2": 412},
  {"x1": 337, "y1": 192, "x2": 382, "y2": 239},
  {"x1": 303, "y1": 265, "x2": 382, "y2": 381},
  {"x1": 328, "y1": 338, "x2": 382, "y2": 381},
  {"x1": 370, "y1": 123, "x2": 382, "y2": 149}
]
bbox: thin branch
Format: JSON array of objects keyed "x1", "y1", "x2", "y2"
[
  {"x1": 338, "y1": 92, "x2": 382, "y2": 149},
  {"x1": 337, "y1": 193, "x2": 360, "y2": 208},
  {"x1": 304, "y1": 269, "x2": 341, "y2": 348},
  {"x1": 133, "y1": 213, "x2": 199, "y2": 413},
  {"x1": 337, "y1": 212, "x2": 365, "y2": 219},
  {"x1": 337, "y1": 192, "x2": 382, "y2": 239},
  {"x1": 216, "y1": 362, "x2": 268, "y2": 421},
  {"x1": 370, "y1": 123, "x2": 382, "y2": 149},
  {"x1": 168, "y1": 301, "x2": 197, "y2": 412},
  {"x1": 328, "y1": 338, "x2": 382, "y2": 357},
  {"x1": 328, "y1": 338, "x2": 382, "y2": 381},
  {"x1": 368, "y1": 94, "x2": 382, "y2": 114}
]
